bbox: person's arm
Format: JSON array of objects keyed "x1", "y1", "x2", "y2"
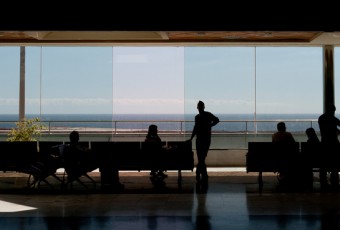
[
  {"x1": 190, "y1": 125, "x2": 197, "y2": 141},
  {"x1": 211, "y1": 114, "x2": 219, "y2": 127},
  {"x1": 336, "y1": 117, "x2": 340, "y2": 126},
  {"x1": 188, "y1": 115, "x2": 198, "y2": 141}
]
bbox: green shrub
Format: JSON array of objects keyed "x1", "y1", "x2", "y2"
[{"x1": 7, "y1": 117, "x2": 46, "y2": 142}]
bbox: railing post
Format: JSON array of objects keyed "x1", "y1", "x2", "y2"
[{"x1": 115, "y1": 121, "x2": 117, "y2": 134}]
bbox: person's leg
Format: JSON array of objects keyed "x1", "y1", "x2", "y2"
[
  {"x1": 196, "y1": 140, "x2": 210, "y2": 183},
  {"x1": 200, "y1": 149, "x2": 209, "y2": 181},
  {"x1": 196, "y1": 151, "x2": 204, "y2": 182}
]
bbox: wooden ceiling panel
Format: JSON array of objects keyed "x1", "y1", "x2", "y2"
[
  {"x1": 166, "y1": 31, "x2": 322, "y2": 42},
  {"x1": 0, "y1": 31, "x2": 324, "y2": 44}
]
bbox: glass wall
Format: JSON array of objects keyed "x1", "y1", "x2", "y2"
[
  {"x1": 0, "y1": 47, "x2": 20, "y2": 117},
  {"x1": 111, "y1": 47, "x2": 185, "y2": 135},
  {"x1": 255, "y1": 47, "x2": 322, "y2": 134},
  {"x1": 0, "y1": 45, "x2": 325, "y2": 146},
  {"x1": 334, "y1": 47, "x2": 340, "y2": 116},
  {"x1": 184, "y1": 47, "x2": 255, "y2": 147},
  {"x1": 183, "y1": 47, "x2": 323, "y2": 147},
  {"x1": 38, "y1": 47, "x2": 113, "y2": 115}
]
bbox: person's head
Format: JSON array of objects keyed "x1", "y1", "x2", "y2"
[
  {"x1": 326, "y1": 103, "x2": 336, "y2": 115},
  {"x1": 69, "y1": 130, "x2": 79, "y2": 143},
  {"x1": 197, "y1": 100, "x2": 205, "y2": 113},
  {"x1": 148, "y1": 124, "x2": 158, "y2": 136},
  {"x1": 305, "y1": 127, "x2": 316, "y2": 138},
  {"x1": 277, "y1": 122, "x2": 286, "y2": 132}
]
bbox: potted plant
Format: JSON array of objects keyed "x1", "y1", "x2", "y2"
[{"x1": 7, "y1": 117, "x2": 46, "y2": 142}]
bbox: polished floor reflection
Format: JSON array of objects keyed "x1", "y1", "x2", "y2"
[{"x1": 0, "y1": 168, "x2": 339, "y2": 229}]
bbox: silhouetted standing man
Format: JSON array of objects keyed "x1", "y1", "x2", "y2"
[
  {"x1": 189, "y1": 101, "x2": 219, "y2": 184},
  {"x1": 318, "y1": 104, "x2": 340, "y2": 191}
]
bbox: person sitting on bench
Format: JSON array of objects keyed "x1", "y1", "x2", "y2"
[
  {"x1": 145, "y1": 124, "x2": 167, "y2": 178},
  {"x1": 272, "y1": 122, "x2": 297, "y2": 189}
]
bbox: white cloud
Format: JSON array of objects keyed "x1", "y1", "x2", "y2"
[{"x1": 0, "y1": 98, "x2": 18, "y2": 105}]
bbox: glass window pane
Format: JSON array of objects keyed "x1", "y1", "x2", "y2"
[
  {"x1": 112, "y1": 47, "x2": 185, "y2": 133},
  {"x1": 40, "y1": 47, "x2": 113, "y2": 114},
  {"x1": 256, "y1": 47, "x2": 322, "y2": 115},
  {"x1": 184, "y1": 47, "x2": 255, "y2": 148},
  {"x1": 184, "y1": 47, "x2": 255, "y2": 125},
  {"x1": 0, "y1": 47, "x2": 20, "y2": 117},
  {"x1": 334, "y1": 47, "x2": 340, "y2": 114},
  {"x1": 112, "y1": 47, "x2": 184, "y2": 114},
  {"x1": 256, "y1": 47, "x2": 322, "y2": 134}
]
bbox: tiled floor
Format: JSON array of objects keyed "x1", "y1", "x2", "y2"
[{"x1": 0, "y1": 168, "x2": 339, "y2": 230}]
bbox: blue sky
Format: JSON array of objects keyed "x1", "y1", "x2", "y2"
[{"x1": 0, "y1": 46, "x2": 335, "y2": 115}]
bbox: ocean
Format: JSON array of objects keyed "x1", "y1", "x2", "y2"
[{"x1": 0, "y1": 114, "x2": 321, "y2": 133}]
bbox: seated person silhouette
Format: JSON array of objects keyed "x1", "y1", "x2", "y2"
[
  {"x1": 306, "y1": 127, "x2": 320, "y2": 143},
  {"x1": 272, "y1": 122, "x2": 297, "y2": 189},
  {"x1": 63, "y1": 130, "x2": 98, "y2": 184},
  {"x1": 145, "y1": 124, "x2": 167, "y2": 178},
  {"x1": 272, "y1": 122, "x2": 296, "y2": 143},
  {"x1": 304, "y1": 127, "x2": 320, "y2": 189}
]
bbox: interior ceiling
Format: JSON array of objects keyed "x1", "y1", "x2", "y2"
[
  {"x1": 1, "y1": 31, "x2": 340, "y2": 45},
  {"x1": 1, "y1": 6, "x2": 340, "y2": 45}
]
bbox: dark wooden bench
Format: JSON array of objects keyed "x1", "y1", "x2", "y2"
[
  {"x1": 33, "y1": 141, "x2": 65, "y2": 188},
  {"x1": 0, "y1": 141, "x2": 96, "y2": 189},
  {"x1": 246, "y1": 142, "x2": 311, "y2": 192},
  {"x1": 0, "y1": 141, "x2": 38, "y2": 173},
  {"x1": 0, "y1": 141, "x2": 47, "y2": 188},
  {"x1": 91, "y1": 140, "x2": 194, "y2": 186},
  {"x1": 300, "y1": 142, "x2": 322, "y2": 172},
  {"x1": 300, "y1": 142, "x2": 340, "y2": 171},
  {"x1": 0, "y1": 140, "x2": 194, "y2": 190},
  {"x1": 300, "y1": 142, "x2": 340, "y2": 186}
]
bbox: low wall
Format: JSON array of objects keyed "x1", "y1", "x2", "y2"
[{"x1": 194, "y1": 149, "x2": 247, "y2": 167}]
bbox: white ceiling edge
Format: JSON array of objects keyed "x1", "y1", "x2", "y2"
[{"x1": 310, "y1": 32, "x2": 340, "y2": 45}]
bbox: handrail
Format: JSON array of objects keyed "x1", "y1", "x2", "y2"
[{"x1": 0, "y1": 119, "x2": 319, "y2": 135}]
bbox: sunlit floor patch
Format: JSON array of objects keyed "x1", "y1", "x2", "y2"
[{"x1": 0, "y1": 200, "x2": 37, "y2": 212}]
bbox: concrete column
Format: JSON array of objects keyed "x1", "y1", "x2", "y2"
[
  {"x1": 19, "y1": 46, "x2": 25, "y2": 121},
  {"x1": 323, "y1": 45, "x2": 334, "y2": 112}
]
